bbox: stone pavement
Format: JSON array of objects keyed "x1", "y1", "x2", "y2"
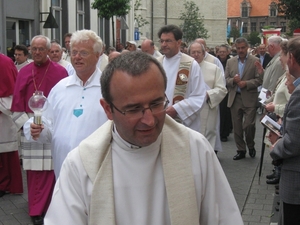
[{"x1": 0, "y1": 116, "x2": 280, "y2": 225}]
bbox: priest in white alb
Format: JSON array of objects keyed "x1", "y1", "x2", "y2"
[{"x1": 44, "y1": 51, "x2": 243, "y2": 225}]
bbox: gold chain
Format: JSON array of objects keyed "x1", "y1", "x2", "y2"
[{"x1": 32, "y1": 61, "x2": 50, "y2": 92}]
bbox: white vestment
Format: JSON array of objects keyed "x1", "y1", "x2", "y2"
[
  {"x1": 159, "y1": 52, "x2": 206, "y2": 132},
  {"x1": 57, "y1": 59, "x2": 75, "y2": 76},
  {"x1": 0, "y1": 96, "x2": 18, "y2": 153},
  {"x1": 44, "y1": 116, "x2": 243, "y2": 225},
  {"x1": 15, "y1": 60, "x2": 32, "y2": 71},
  {"x1": 97, "y1": 54, "x2": 109, "y2": 72},
  {"x1": 203, "y1": 52, "x2": 225, "y2": 151},
  {"x1": 199, "y1": 61, "x2": 227, "y2": 150},
  {"x1": 153, "y1": 50, "x2": 162, "y2": 58},
  {"x1": 24, "y1": 68, "x2": 108, "y2": 178},
  {"x1": 204, "y1": 52, "x2": 225, "y2": 77}
]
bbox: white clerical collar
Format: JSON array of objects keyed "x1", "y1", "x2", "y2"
[
  {"x1": 165, "y1": 51, "x2": 181, "y2": 61},
  {"x1": 112, "y1": 124, "x2": 162, "y2": 151}
]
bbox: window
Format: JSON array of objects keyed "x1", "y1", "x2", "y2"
[
  {"x1": 251, "y1": 22, "x2": 256, "y2": 32},
  {"x1": 52, "y1": 0, "x2": 62, "y2": 43},
  {"x1": 281, "y1": 22, "x2": 286, "y2": 32},
  {"x1": 260, "y1": 22, "x2": 265, "y2": 30},
  {"x1": 6, "y1": 19, "x2": 31, "y2": 58},
  {"x1": 77, "y1": 0, "x2": 85, "y2": 30},
  {"x1": 270, "y1": 22, "x2": 276, "y2": 27},
  {"x1": 242, "y1": 22, "x2": 248, "y2": 33},
  {"x1": 242, "y1": 3, "x2": 248, "y2": 17},
  {"x1": 270, "y1": 2, "x2": 277, "y2": 17}
]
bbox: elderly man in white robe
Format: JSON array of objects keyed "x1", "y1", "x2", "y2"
[
  {"x1": 189, "y1": 42, "x2": 227, "y2": 152},
  {"x1": 48, "y1": 41, "x2": 75, "y2": 76},
  {"x1": 24, "y1": 30, "x2": 108, "y2": 178},
  {"x1": 44, "y1": 51, "x2": 243, "y2": 225}
]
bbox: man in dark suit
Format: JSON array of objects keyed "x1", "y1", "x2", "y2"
[
  {"x1": 256, "y1": 44, "x2": 272, "y2": 69},
  {"x1": 270, "y1": 36, "x2": 300, "y2": 225},
  {"x1": 225, "y1": 38, "x2": 262, "y2": 160}
]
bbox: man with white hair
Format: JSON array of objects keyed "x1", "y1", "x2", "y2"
[
  {"x1": 256, "y1": 36, "x2": 285, "y2": 94},
  {"x1": 11, "y1": 35, "x2": 68, "y2": 225},
  {"x1": 25, "y1": 30, "x2": 108, "y2": 179},
  {"x1": 188, "y1": 42, "x2": 227, "y2": 152},
  {"x1": 49, "y1": 41, "x2": 74, "y2": 75}
]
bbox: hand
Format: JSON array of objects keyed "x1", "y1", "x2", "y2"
[
  {"x1": 267, "y1": 131, "x2": 280, "y2": 145},
  {"x1": 237, "y1": 81, "x2": 246, "y2": 89},
  {"x1": 233, "y1": 74, "x2": 241, "y2": 84},
  {"x1": 166, "y1": 106, "x2": 178, "y2": 118},
  {"x1": 277, "y1": 117, "x2": 282, "y2": 125},
  {"x1": 254, "y1": 61, "x2": 264, "y2": 74},
  {"x1": 265, "y1": 102, "x2": 275, "y2": 112},
  {"x1": 30, "y1": 123, "x2": 44, "y2": 140}
]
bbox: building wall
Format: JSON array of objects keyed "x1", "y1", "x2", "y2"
[
  {"x1": 1, "y1": 0, "x2": 226, "y2": 54},
  {"x1": 227, "y1": 0, "x2": 288, "y2": 39},
  {"x1": 140, "y1": 0, "x2": 227, "y2": 48}
]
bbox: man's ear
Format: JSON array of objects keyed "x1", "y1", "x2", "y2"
[{"x1": 100, "y1": 99, "x2": 113, "y2": 120}]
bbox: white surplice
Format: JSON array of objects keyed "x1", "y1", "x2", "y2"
[
  {"x1": 199, "y1": 61, "x2": 227, "y2": 150},
  {"x1": 44, "y1": 116, "x2": 243, "y2": 225},
  {"x1": 23, "y1": 68, "x2": 108, "y2": 178},
  {"x1": 162, "y1": 52, "x2": 206, "y2": 132}
]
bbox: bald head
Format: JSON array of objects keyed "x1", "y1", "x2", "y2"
[
  {"x1": 108, "y1": 51, "x2": 121, "y2": 62},
  {"x1": 141, "y1": 39, "x2": 155, "y2": 55},
  {"x1": 195, "y1": 38, "x2": 207, "y2": 48}
]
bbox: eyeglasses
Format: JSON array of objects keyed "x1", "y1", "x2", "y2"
[
  {"x1": 31, "y1": 47, "x2": 47, "y2": 52},
  {"x1": 110, "y1": 97, "x2": 169, "y2": 119},
  {"x1": 71, "y1": 51, "x2": 90, "y2": 58},
  {"x1": 159, "y1": 39, "x2": 175, "y2": 44}
]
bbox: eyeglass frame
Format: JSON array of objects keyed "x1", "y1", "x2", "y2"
[
  {"x1": 71, "y1": 50, "x2": 90, "y2": 58},
  {"x1": 110, "y1": 96, "x2": 170, "y2": 118},
  {"x1": 31, "y1": 47, "x2": 47, "y2": 52}
]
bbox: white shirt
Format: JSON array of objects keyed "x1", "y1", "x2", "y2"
[
  {"x1": 162, "y1": 52, "x2": 206, "y2": 132},
  {"x1": 24, "y1": 68, "x2": 108, "y2": 178},
  {"x1": 96, "y1": 54, "x2": 109, "y2": 72},
  {"x1": 153, "y1": 50, "x2": 162, "y2": 58},
  {"x1": 112, "y1": 130, "x2": 170, "y2": 224},
  {"x1": 58, "y1": 59, "x2": 75, "y2": 76},
  {"x1": 44, "y1": 123, "x2": 243, "y2": 225}
]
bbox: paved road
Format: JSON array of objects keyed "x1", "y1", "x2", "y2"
[{"x1": 0, "y1": 115, "x2": 279, "y2": 225}]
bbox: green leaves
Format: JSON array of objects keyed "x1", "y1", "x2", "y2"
[
  {"x1": 91, "y1": 0, "x2": 131, "y2": 19},
  {"x1": 179, "y1": 1, "x2": 209, "y2": 43},
  {"x1": 134, "y1": 0, "x2": 149, "y2": 34},
  {"x1": 278, "y1": 0, "x2": 300, "y2": 21}
]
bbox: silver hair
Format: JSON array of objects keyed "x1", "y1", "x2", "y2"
[
  {"x1": 70, "y1": 29, "x2": 103, "y2": 53},
  {"x1": 187, "y1": 41, "x2": 205, "y2": 55},
  {"x1": 268, "y1": 36, "x2": 283, "y2": 46},
  {"x1": 31, "y1": 35, "x2": 51, "y2": 49}
]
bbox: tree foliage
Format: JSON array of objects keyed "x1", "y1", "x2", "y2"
[
  {"x1": 179, "y1": 1, "x2": 209, "y2": 43},
  {"x1": 286, "y1": 19, "x2": 300, "y2": 36},
  {"x1": 278, "y1": 0, "x2": 300, "y2": 22},
  {"x1": 247, "y1": 31, "x2": 261, "y2": 47},
  {"x1": 91, "y1": 0, "x2": 131, "y2": 19},
  {"x1": 134, "y1": 0, "x2": 149, "y2": 35},
  {"x1": 229, "y1": 26, "x2": 241, "y2": 40},
  {"x1": 91, "y1": 0, "x2": 131, "y2": 47}
]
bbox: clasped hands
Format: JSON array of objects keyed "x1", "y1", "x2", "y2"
[{"x1": 233, "y1": 74, "x2": 246, "y2": 89}]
